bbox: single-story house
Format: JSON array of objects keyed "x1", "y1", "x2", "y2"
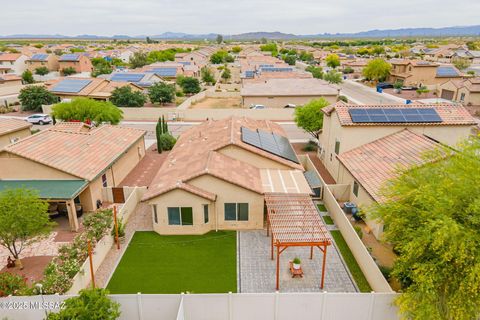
[
  {"x1": 0, "y1": 118, "x2": 32, "y2": 148},
  {"x1": 0, "y1": 74, "x2": 23, "y2": 87}
]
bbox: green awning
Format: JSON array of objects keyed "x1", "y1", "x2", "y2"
[{"x1": 0, "y1": 180, "x2": 88, "y2": 200}]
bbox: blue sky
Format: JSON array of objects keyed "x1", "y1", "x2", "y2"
[{"x1": 1, "y1": 0, "x2": 479, "y2": 36}]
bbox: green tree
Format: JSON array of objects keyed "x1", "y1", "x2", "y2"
[
  {"x1": 0, "y1": 188, "x2": 53, "y2": 268},
  {"x1": 325, "y1": 54, "x2": 340, "y2": 69},
  {"x1": 47, "y1": 288, "x2": 120, "y2": 320},
  {"x1": 370, "y1": 137, "x2": 480, "y2": 320},
  {"x1": 201, "y1": 67, "x2": 215, "y2": 85},
  {"x1": 306, "y1": 66, "x2": 323, "y2": 79},
  {"x1": 35, "y1": 66, "x2": 49, "y2": 75},
  {"x1": 110, "y1": 86, "x2": 146, "y2": 108},
  {"x1": 129, "y1": 51, "x2": 148, "y2": 68},
  {"x1": 323, "y1": 70, "x2": 343, "y2": 84},
  {"x1": 179, "y1": 77, "x2": 201, "y2": 95},
  {"x1": 52, "y1": 98, "x2": 123, "y2": 124},
  {"x1": 216, "y1": 34, "x2": 223, "y2": 44},
  {"x1": 221, "y1": 66, "x2": 231, "y2": 82},
  {"x1": 260, "y1": 43, "x2": 278, "y2": 53},
  {"x1": 294, "y1": 98, "x2": 330, "y2": 139},
  {"x1": 18, "y1": 85, "x2": 58, "y2": 111},
  {"x1": 231, "y1": 46, "x2": 242, "y2": 54},
  {"x1": 362, "y1": 58, "x2": 392, "y2": 82},
  {"x1": 148, "y1": 82, "x2": 175, "y2": 105},
  {"x1": 283, "y1": 55, "x2": 296, "y2": 65},
  {"x1": 452, "y1": 57, "x2": 471, "y2": 70},
  {"x1": 210, "y1": 50, "x2": 232, "y2": 64},
  {"x1": 22, "y1": 70, "x2": 34, "y2": 84},
  {"x1": 61, "y1": 67, "x2": 77, "y2": 76},
  {"x1": 299, "y1": 51, "x2": 314, "y2": 62}
]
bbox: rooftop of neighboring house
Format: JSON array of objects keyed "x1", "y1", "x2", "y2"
[
  {"x1": 143, "y1": 117, "x2": 305, "y2": 201},
  {"x1": 0, "y1": 53, "x2": 23, "y2": 62},
  {"x1": 58, "y1": 54, "x2": 82, "y2": 62},
  {"x1": 3, "y1": 123, "x2": 145, "y2": 181},
  {"x1": 389, "y1": 59, "x2": 439, "y2": 67},
  {"x1": 29, "y1": 53, "x2": 51, "y2": 62},
  {"x1": 322, "y1": 102, "x2": 476, "y2": 127},
  {"x1": 445, "y1": 77, "x2": 480, "y2": 92},
  {"x1": 241, "y1": 78, "x2": 339, "y2": 96},
  {"x1": 0, "y1": 74, "x2": 22, "y2": 82},
  {"x1": 337, "y1": 129, "x2": 442, "y2": 203},
  {"x1": 436, "y1": 65, "x2": 462, "y2": 78},
  {"x1": 0, "y1": 118, "x2": 32, "y2": 137},
  {"x1": 45, "y1": 77, "x2": 142, "y2": 98}
]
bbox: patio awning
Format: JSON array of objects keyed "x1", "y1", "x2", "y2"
[{"x1": 0, "y1": 180, "x2": 88, "y2": 200}]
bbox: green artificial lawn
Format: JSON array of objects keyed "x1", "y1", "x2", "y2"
[
  {"x1": 322, "y1": 215, "x2": 334, "y2": 225},
  {"x1": 330, "y1": 230, "x2": 372, "y2": 292},
  {"x1": 106, "y1": 231, "x2": 237, "y2": 294},
  {"x1": 317, "y1": 204, "x2": 327, "y2": 212}
]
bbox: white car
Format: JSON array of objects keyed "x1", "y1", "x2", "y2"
[
  {"x1": 250, "y1": 104, "x2": 266, "y2": 109},
  {"x1": 284, "y1": 104, "x2": 297, "y2": 108},
  {"x1": 25, "y1": 114, "x2": 52, "y2": 125}
]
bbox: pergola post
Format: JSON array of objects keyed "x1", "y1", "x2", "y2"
[
  {"x1": 321, "y1": 244, "x2": 328, "y2": 289},
  {"x1": 276, "y1": 244, "x2": 280, "y2": 291},
  {"x1": 310, "y1": 246, "x2": 314, "y2": 259},
  {"x1": 271, "y1": 235, "x2": 274, "y2": 260},
  {"x1": 66, "y1": 199, "x2": 79, "y2": 232}
]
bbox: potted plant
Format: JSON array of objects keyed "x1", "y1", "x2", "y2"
[
  {"x1": 293, "y1": 257, "x2": 301, "y2": 270},
  {"x1": 111, "y1": 219, "x2": 126, "y2": 243}
]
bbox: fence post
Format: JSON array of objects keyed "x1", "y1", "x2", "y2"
[
  {"x1": 320, "y1": 291, "x2": 327, "y2": 320},
  {"x1": 228, "y1": 291, "x2": 232, "y2": 320},
  {"x1": 274, "y1": 291, "x2": 279, "y2": 320},
  {"x1": 137, "y1": 292, "x2": 143, "y2": 320}
]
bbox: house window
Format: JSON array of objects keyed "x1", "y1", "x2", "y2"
[
  {"x1": 353, "y1": 181, "x2": 359, "y2": 197},
  {"x1": 153, "y1": 205, "x2": 158, "y2": 224},
  {"x1": 101, "y1": 174, "x2": 107, "y2": 187},
  {"x1": 203, "y1": 204, "x2": 209, "y2": 223},
  {"x1": 334, "y1": 140, "x2": 341, "y2": 155},
  {"x1": 167, "y1": 207, "x2": 193, "y2": 226},
  {"x1": 460, "y1": 93, "x2": 465, "y2": 101},
  {"x1": 224, "y1": 203, "x2": 249, "y2": 221}
]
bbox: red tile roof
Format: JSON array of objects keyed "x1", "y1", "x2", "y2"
[
  {"x1": 0, "y1": 118, "x2": 31, "y2": 137},
  {"x1": 0, "y1": 54, "x2": 22, "y2": 61},
  {"x1": 337, "y1": 129, "x2": 441, "y2": 202},
  {"x1": 4, "y1": 125, "x2": 145, "y2": 181},
  {"x1": 323, "y1": 102, "x2": 477, "y2": 126}
]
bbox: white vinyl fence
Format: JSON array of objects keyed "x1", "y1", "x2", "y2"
[{"x1": 0, "y1": 292, "x2": 399, "y2": 320}]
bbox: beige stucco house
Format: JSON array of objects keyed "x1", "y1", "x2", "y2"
[
  {"x1": 0, "y1": 53, "x2": 29, "y2": 75},
  {"x1": 241, "y1": 78, "x2": 339, "y2": 108},
  {"x1": 438, "y1": 78, "x2": 480, "y2": 112},
  {"x1": 26, "y1": 54, "x2": 59, "y2": 73},
  {"x1": 142, "y1": 117, "x2": 312, "y2": 235},
  {"x1": 0, "y1": 123, "x2": 146, "y2": 231},
  {"x1": 318, "y1": 102, "x2": 476, "y2": 238},
  {"x1": 58, "y1": 54, "x2": 93, "y2": 74},
  {"x1": 388, "y1": 60, "x2": 463, "y2": 86},
  {"x1": 0, "y1": 118, "x2": 32, "y2": 148}
]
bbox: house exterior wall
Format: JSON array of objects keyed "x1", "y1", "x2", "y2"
[
  {"x1": 242, "y1": 94, "x2": 337, "y2": 108},
  {"x1": 218, "y1": 145, "x2": 291, "y2": 170},
  {"x1": 0, "y1": 56, "x2": 28, "y2": 75},
  {"x1": 59, "y1": 56, "x2": 93, "y2": 74},
  {"x1": 389, "y1": 65, "x2": 438, "y2": 86},
  {"x1": 110, "y1": 138, "x2": 145, "y2": 185},
  {"x1": 0, "y1": 128, "x2": 31, "y2": 149},
  {"x1": 26, "y1": 56, "x2": 59, "y2": 72},
  {"x1": 0, "y1": 79, "x2": 22, "y2": 87}
]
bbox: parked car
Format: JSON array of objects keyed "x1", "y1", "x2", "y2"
[
  {"x1": 401, "y1": 86, "x2": 418, "y2": 90},
  {"x1": 376, "y1": 82, "x2": 394, "y2": 89},
  {"x1": 284, "y1": 104, "x2": 297, "y2": 108},
  {"x1": 25, "y1": 114, "x2": 52, "y2": 125},
  {"x1": 250, "y1": 104, "x2": 266, "y2": 109}
]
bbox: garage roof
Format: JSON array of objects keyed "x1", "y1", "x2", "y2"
[{"x1": 0, "y1": 180, "x2": 88, "y2": 200}]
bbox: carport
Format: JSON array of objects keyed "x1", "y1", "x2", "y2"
[
  {"x1": 265, "y1": 193, "x2": 331, "y2": 290},
  {"x1": 0, "y1": 180, "x2": 89, "y2": 232}
]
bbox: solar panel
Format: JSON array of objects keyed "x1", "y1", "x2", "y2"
[
  {"x1": 31, "y1": 54, "x2": 48, "y2": 61},
  {"x1": 59, "y1": 54, "x2": 80, "y2": 62},
  {"x1": 244, "y1": 71, "x2": 255, "y2": 78},
  {"x1": 51, "y1": 79, "x2": 92, "y2": 93},
  {"x1": 147, "y1": 68, "x2": 177, "y2": 77},
  {"x1": 260, "y1": 67, "x2": 293, "y2": 73},
  {"x1": 240, "y1": 127, "x2": 299, "y2": 163},
  {"x1": 110, "y1": 73, "x2": 145, "y2": 82},
  {"x1": 436, "y1": 66, "x2": 459, "y2": 77},
  {"x1": 349, "y1": 108, "x2": 442, "y2": 124}
]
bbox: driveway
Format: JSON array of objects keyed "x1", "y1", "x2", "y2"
[{"x1": 339, "y1": 80, "x2": 405, "y2": 105}]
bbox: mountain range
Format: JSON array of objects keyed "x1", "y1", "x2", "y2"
[{"x1": 1, "y1": 25, "x2": 479, "y2": 40}]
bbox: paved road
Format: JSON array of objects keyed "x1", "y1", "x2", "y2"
[{"x1": 339, "y1": 80, "x2": 405, "y2": 105}]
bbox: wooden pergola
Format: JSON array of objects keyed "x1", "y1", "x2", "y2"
[{"x1": 265, "y1": 193, "x2": 332, "y2": 291}]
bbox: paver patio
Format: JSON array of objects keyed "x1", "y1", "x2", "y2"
[{"x1": 239, "y1": 230, "x2": 357, "y2": 293}]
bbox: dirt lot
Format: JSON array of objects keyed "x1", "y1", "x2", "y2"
[
  {"x1": 190, "y1": 97, "x2": 243, "y2": 109},
  {"x1": 383, "y1": 88, "x2": 437, "y2": 100}
]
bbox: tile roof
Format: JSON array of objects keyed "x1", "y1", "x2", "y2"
[
  {"x1": 143, "y1": 117, "x2": 302, "y2": 201},
  {"x1": 0, "y1": 54, "x2": 22, "y2": 61},
  {"x1": 337, "y1": 129, "x2": 441, "y2": 202},
  {"x1": 0, "y1": 118, "x2": 32, "y2": 137},
  {"x1": 52, "y1": 122, "x2": 92, "y2": 133},
  {"x1": 0, "y1": 74, "x2": 22, "y2": 82},
  {"x1": 46, "y1": 77, "x2": 141, "y2": 98},
  {"x1": 323, "y1": 102, "x2": 476, "y2": 126},
  {"x1": 4, "y1": 124, "x2": 145, "y2": 181}
]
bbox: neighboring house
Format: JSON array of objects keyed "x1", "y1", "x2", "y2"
[
  {"x1": 142, "y1": 117, "x2": 312, "y2": 235},
  {"x1": 0, "y1": 123, "x2": 146, "y2": 231},
  {"x1": 26, "y1": 54, "x2": 59, "y2": 73},
  {"x1": 241, "y1": 78, "x2": 339, "y2": 107},
  {"x1": 142, "y1": 62, "x2": 185, "y2": 79},
  {"x1": 452, "y1": 50, "x2": 480, "y2": 64},
  {"x1": 0, "y1": 118, "x2": 31, "y2": 148},
  {"x1": 318, "y1": 102, "x2": 476, "y2": 238},
  {"x1": 0, "y1": 74, "x2": 23, "y2": 87},
  {"x1": 0, "y1": 53, "x2": 29, "y2": 75},
  {"x1": 46, "y1": 77, "x2": 143, "y2": 101},
  {"x1": 388, "y1": 60, "x2": 464, "y2": 86},
  {"x1": 439, "y1": 78, "x2": 480, "y2": 112},
  {"x1": 109, "y1": 72, "x2": 164, "y2": 88},
  {"x1": 58, "y1": 54, "x2": 93, "y2": 74}
]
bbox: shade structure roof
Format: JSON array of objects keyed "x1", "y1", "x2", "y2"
[
  {"x1": 0, "y1": 180, "x2": 88, "y2": 200},
  {"x1": 265, "y1": 193, "x2": 331, "y2": 246}
]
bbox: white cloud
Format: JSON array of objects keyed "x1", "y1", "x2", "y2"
[{"x1": 0, "y1": 0, "x2": 479, "y2": 35}]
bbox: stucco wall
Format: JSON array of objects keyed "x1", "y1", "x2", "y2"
[
  {"x1": 110, "y1": 138, "x2": 145, "y2": 185},
  {"x1": 0, "y1": 128, "x2": 31, "y2": 149}
]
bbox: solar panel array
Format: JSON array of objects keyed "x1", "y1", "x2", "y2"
[
  {"x1": 110, "y1": 73, "x2": 145, "y2": 82},
  {"x1": 178, "y1": 61, "x2": 191, "y2": 65},
  {"x1": 241, "y1": 127, "x2": 299, "y2": 163},
  {"x1": 147, "y1": 68, "x2": 177, "y2": 77},
  {"x1": 244, "y1": 71, "x2": 255, "y2": 78},
  {"x1": 59, "y1": 54, "x2": 80, "y2": 62},
  {"x1": 260, "y1": 67, "x2": 293, "y2": 73},
  {"x1": 31, "y1": 54, "x2": 48, "y2": 61},
  {"x1": 51, "y1": 79, "x2": 92, "y2": 93},
  {"x1": 436, "y1": 66, "x2": 459, "y2": 77},
  {"x1": 259, "y1": 64, "x2": 274, "y2": 68},
  {"x1": 349, "y1": 108, "x2": 442, "y2": 124}
]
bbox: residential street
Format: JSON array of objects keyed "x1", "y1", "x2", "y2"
[{"x1": 339, "y1": 80, "x2": 405, "y2": 105}]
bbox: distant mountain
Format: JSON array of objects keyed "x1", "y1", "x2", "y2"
[{"x1": 1, "y1": 25, "x2": 479, "y2": 40}]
